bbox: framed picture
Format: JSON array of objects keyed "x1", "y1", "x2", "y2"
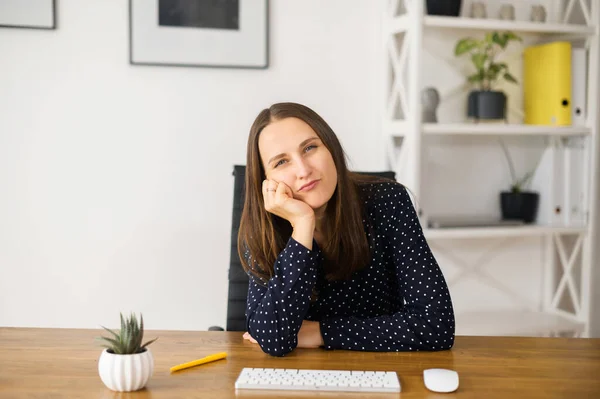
[
  {"x1": 129, "y1": 0, "x2": 269, "y2": 69},
  {"x1": 0, "y1": 0, "x2": 56, "y2": 30}
]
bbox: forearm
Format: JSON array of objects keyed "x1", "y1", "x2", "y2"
[
  {"x1": 247, "y1": 273, "x2": 317, "y2": 354},
  {"x1": 319, "y1": 307, "x2": 455, "y2": 352},
  {"x1": 357, "y1": 183, "x2": 455, "y2": 351},
  {"x1": 246, "y1": 237, "x2": 322, "y2": 356}
]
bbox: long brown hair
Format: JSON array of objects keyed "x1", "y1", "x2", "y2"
[{"x1": 238, "y1": 102, "x2": 384, "y2": 283}]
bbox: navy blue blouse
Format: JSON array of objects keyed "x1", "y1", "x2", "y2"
[{"x1": 245, "y1": 181, "x2": 455, "y2": 357}]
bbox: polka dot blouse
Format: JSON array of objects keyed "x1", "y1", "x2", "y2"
[{"x1": 245, "y1": 181, "x2": 455, "y2": 357}]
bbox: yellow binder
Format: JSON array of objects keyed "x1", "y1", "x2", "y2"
[{"x1": 523, "y1": 41, "x2": 572, "y2": 126}]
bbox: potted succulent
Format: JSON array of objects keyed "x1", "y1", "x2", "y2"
[
  {"x1": 499, "y1": 140, "x2": 540, "y2": 223},
  {"x1": 97, "y1": 313, "x2": 158, "y2": 392},
  {"x1": 454, "y1": 31, "x2": 521, "y2": 121}
]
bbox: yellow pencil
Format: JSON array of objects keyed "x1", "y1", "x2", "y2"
[{"x1": 170, "y1": 352, "x2": 227, "y2": 372}]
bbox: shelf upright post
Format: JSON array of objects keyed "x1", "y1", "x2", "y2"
[
  {"x1": 581, "y1": 0, "x2": 600, "y2": 337},
  {"x1": 383, "y1": 0, "x2": 408, "y2": 176},
  {"x1": 382, "y1": 2, "x2": 392, "y2": 172},
  {"x1": 405, "y1": 0, "x2": 424, "y2": 211}
]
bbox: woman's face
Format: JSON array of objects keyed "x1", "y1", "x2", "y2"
[{"x1": 258, "y1": 117, "x2": 338, "y2": 212}]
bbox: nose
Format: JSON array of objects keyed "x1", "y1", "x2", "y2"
[{"x1": 295, "y1": 158, "x2": 312, "y2": 179}]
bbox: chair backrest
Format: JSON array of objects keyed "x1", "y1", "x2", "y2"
[{"x1": 225, "y1": 165, "x2": 396, "y2": 331}]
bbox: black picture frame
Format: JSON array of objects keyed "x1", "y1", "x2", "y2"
[
  {"x1": 0, "y1": 0, "x2": 57, "y2": 30},
  {"x1": 129, "y1": 0, "x2": 269, "y2": 69}
]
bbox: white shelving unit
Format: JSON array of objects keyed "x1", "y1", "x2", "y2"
[{"x1": 383, "y1": 0, "x2": 599, "y2": 337}]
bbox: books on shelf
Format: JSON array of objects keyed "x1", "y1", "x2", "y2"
[
  {"x1": 571, "y1": 47, "x2": 587, "y2": 127},
  {"x1": 549, "y1": 138, "x2": 588, "y2": 226},
  {"x1": 524, "y1": 41, "x2": 572, "y2": 126}
]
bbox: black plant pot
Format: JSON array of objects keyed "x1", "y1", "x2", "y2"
[
  {"x1": 426, "y1": 0, "x2": 462, "y2": 16},
  {"x1": 500, "y1": 192, "x2": 540, "y2": 223},
  {"x1": 467, "y1": 90, "x2": 507, "y2": 121}
]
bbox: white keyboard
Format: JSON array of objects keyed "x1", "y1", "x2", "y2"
[{"x1": 234, "y1": 367, "x2": 401, "y2": 393}]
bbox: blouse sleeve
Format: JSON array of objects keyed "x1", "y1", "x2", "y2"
[
  {"x1": 245, "y1": 237, "x2": 323, "y2": 357},
  {"x1": 319, "y1": 184, "x2": 455, "y2": 351}
]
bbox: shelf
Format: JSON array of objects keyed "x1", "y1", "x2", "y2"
[
  {"x1": 455, "y1": 310, "x2": 585, "y2": 337},
  {"x1": 385, "y1": 122, "x2": 591, "y2": 137},
  {"x1": 424, "y1": 16, "x2": 596, "y2": 37},
  {"x1": 423, "y1": 123, "x2": 591, "y2": 136},
  {"x1": 388, "y1": 15, "x2": 596, "y2": 37},
  {"x1": 423, "y1": 225, "x2": 587, "y2": 240}
]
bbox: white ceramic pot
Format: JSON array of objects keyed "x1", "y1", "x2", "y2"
[{"x1": 98, "y1": 348, "x2": 154, "y2": 392}]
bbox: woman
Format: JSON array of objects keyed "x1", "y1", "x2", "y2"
[{"x1": 238, "y1": 102, "x2": 454, "y2": 357}]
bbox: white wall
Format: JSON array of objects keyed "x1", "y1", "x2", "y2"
[{"x1": 0, "y1": 0, "x2": 384, "y2": 330}]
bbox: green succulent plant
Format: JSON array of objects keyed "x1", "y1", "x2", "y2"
[
  {"x1": 455, "y1": 31, "x2": 522, "y2": 91},
  {"x1": 98, "y1": 313, "x2": 157, "y2": 355}
]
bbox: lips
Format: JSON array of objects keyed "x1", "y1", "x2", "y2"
[{"x1": 299, "y1": 180, "x2": 319, "y2": 192}]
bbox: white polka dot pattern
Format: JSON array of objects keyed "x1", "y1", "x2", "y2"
[{"x1": 245, "y1": 182, "x2": 455, "y2": 357}]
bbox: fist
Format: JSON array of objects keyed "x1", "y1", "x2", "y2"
[
  {"x1": 243, "y1": 332, "x2": 258, "y2": 344},
  {"x1": 262, "y1": 180, "x2": 315, "y2": 227}
]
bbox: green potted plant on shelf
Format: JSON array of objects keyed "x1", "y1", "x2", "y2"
[
  {"x1": 454, "y1": 31, "x2": 521, "y2": 121},
  {"x1": 499, "y1": 140, "x2": 540, "y2": 223},
  {"x1": 97, "y1": 313, "x2": 158, "y2": 392}
]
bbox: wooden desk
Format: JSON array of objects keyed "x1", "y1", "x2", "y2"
[{"x1": 1, "y1": 328, "x2": 599, "y2": 398}]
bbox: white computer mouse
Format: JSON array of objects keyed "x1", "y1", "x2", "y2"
[{"x1": 423, "y1": 368, "x2": 459, "y2": 393}]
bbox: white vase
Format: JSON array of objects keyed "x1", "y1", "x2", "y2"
[{"x1": 98, "y1": 348, "x2": 154, "y2": 392}]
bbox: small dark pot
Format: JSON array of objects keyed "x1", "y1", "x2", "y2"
[
  {"x1": 467, "y1": 90, "x2": 507, "y2": 120},
  {"x1": 500, "y1": 192, "x2": 540, "y2": 223},
  {"x1": 426, "y1": 0, "x2": 462, "y2": 16}
]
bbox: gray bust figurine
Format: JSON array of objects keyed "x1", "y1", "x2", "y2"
[
  {"x1": 421, "y1": 87, "x2": 440, "y2": 123},
  {"x1": 531, "y1": 5, "x2": 547, "y2": 22}
]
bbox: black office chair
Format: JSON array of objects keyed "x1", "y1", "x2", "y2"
[{"x1": 209, "y1": 165, "x2": 396, "y2": 331}]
